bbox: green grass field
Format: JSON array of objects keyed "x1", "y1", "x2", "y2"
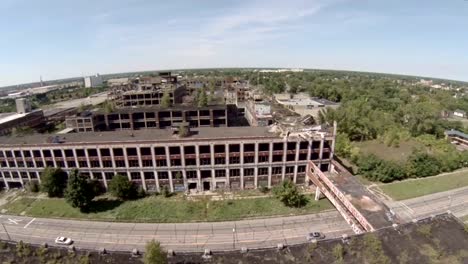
[
  {"x1": 0, "y1": 194, "x2": 333, "y2": 222},
  {"x1": 378, "y1": 170, "x2": 468, "y2": 201},
  {"x1": 354, "y1": 139, "x2": 423, "y2": 163}
]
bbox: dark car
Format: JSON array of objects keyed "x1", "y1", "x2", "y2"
[{"x1": 306, "y1": 232, "x2": 325, "y2": 241}]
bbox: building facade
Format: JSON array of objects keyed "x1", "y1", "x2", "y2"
[
  {"x1": 66, "y1": 106, "x2": 228, "y2": 132},
  {"x1": 0, "y1": 126, "x2": 335, "y2": 192},
  {"x1": 84, "y1": 75, "x2": 103, "y2": 88},
  {"x1": 245, "y1": 101, "x2": 273, "y2": 127}
]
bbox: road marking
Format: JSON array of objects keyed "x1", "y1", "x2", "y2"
[
  {"x1": 7, "y1": 218, "x2": 22, "y2": 225},
  {"x1": 23, "y1": 218, "x2": 36, "y2": 229},
  {"x1": 399, "y1": 202, "x2": 414, "y2": 213}
]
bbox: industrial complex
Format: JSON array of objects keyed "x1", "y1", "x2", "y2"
[{"x1": 0, "y1": 72, "x2": 339, "y2": 193}]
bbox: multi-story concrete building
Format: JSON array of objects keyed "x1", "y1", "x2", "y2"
[
  {"x1": 0, "y1": 99, "x2": 44, "y2": 136},
  {"x1": 111, "y1": 72, "x2": 185, "y2": 108},
  {"x1": 65, "y1": 105, "x2": 228, "y2": 132},
  {"x1": 245, "y1": 100, "x2": 273, "y2": 127},
  {"x1": 274, "y1": 93, "x2": 340, "y2": 117},
  {"x1": 84, "y1": 74, "x2": 103, "y2": 88},
  {"x1": 0, "y1": 124, "x2": 335, "y2": 191}
]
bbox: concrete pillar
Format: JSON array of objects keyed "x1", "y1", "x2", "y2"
[
  {"x1": 195, "y1": 144, "x2": 202, "y2": 192},
  {"x1": 315, "y1": 186, "x2": 322, "y2": 201},
  {"x1": 330, "y1": 121, "x2": 337, "y2": 161},
  {"x1": 254, "y1": 143, "x2": 258, "y2": 188},
  {"x1": 168, "y1": 171, "x2": 174, "y2": 192},
  {"x1": 268, "y1": 142, "x2": 273, "y2": 188},
  {"x1": 137, "y1": 147, "x2": 146, "y2": 191},
  {"x1": 305, "y1": 140, "x2": 313, "y2": 186},
  {"x1": 124, "y1": 147, "x2": 130, "y2": 169},
  {"x1": 1, "y1": 171, "x2": 9, "y2": 190},
  {"x1": 294, "y1": 142, "x2": 299, "y2": 183},
  {"x1": 22, "y1": 151, "x2": 31, "y2": 183},
  {"x1": 72, "y1": 148, "x2": 78, "y2": 171},
  {"x1": 211, "y1": 168, "x2": 215, "y2": 191},
  {"x1": 180, "y1": 145, "x2": 188, "y2": 191},
  {"x1": 61, "y1": 149, "x2": 68, "y2": 169},
  {"x1": 31, "y1": 150, "x2": 38, "y2": 170},
  {"x1": 52, "y1": 149, "x2": 59, "y2": 168},
  {"x1": 155, "y1": 171, "x2": 161, "y2": 193},
  {"x1": 318, "y1": 135, "x2": 325, "y2": 168},
  {"x1": 84, "y1": 148, "x2": 92, "y2": 179},
  {"x1": 240, "y1": 143, "x2": 244, "y2": 190}
]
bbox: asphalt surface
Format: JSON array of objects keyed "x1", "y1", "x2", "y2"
[
  {"x1": 386, "y1": 186, "x2": 468, "y2": 222},
  {"x1": 0, "y1": 211, "x2": 352, "y2": 252},
  {"x1": 1, "y1": 187, "x2": 467, "y2": 252}
]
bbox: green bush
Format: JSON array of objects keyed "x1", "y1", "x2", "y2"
[
  {"x1": 272, "y1": 180, "x2": 307, "y2": 207},
  {"x1": 144, "y1": 239, "x2": 167, "y2": 264},
  {"x1": 40, "y1": 167, "x2": 68, "y2": 197},
  {"x1": 27, "y1": 181, "x2": 40, "y2": 193},
  {"x1": 108, "y1": 174, "x2": 138, "y2": 200},
  {"x1": 64, "y1": 170, "x2": 96, "y2": 211}
]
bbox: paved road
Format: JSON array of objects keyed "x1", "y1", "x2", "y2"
[
  {"x1": 0, "y1": 211, "x2": 352, "y2": 252},
  {"x1": 385, "y1": 186, "x2": 468, "y2": 222},
  {"x1": 1, "y1": 187, "x2": 467, "y2": 252}
]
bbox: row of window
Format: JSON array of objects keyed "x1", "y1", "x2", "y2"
[
  {"x1": 0, "y1": 140, "x2": 331, "y2": 159},
  {"x1": 0, "y1": 166, "x2": 307, "y2": 181},
  {"x1": 0, "y1": 151, "x2": 329, "y2": 169}
]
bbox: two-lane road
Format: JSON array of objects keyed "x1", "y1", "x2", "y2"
[
  {"x1": 385, "y1": 186, "x2": 468, "y2": 222},
  {"x1": 0, "y1": 211, "x2": 352, "y2": 252}
]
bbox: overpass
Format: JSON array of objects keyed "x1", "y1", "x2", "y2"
[{"x1": 307, "y1": 160, "x2": 397, "y2": 234}]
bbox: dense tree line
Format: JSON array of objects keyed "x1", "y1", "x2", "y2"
[{"x1": 184, "y1": 70, "x2": 468, "y2": 182}]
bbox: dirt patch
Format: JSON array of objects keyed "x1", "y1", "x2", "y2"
[{"x1": 357, "y1": 195, "x2": 382, "y2": 212}]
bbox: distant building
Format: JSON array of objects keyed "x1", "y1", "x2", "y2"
[
  {"x1": 110, "y1": 73, "x2": 185, "y2": 107},
  {"x1": 15, "y1": 98, "x2": 31, "y2": 114},
  {"x1": 245, "y1": 101, "x2": 273, "y2": 127},
  {"x1": 84, "y1": 74, "x2": 103, "y2": 88},
  {"x1": 66, "y1": 105, "x2": 228, "y2": 132},
  {"x1": 274, "y1": 93, "x2": 340, "y2": 117},
  {"x1": 0, "y1": 99, "x2": 44, "y2": 135},
  {"x1": 107, "y1": 78, "x2": 129, "y2": 87},
  {"x1": 453, "y1": 109, "x2": 466, "y2": 118}
]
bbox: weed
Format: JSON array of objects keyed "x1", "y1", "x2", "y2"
[
  {"x1": 332, "y1": 244, "x2": 344, "y2": 263},
  {"x1": 417, "y1": 224, "x2": 432, "y2": 237}
]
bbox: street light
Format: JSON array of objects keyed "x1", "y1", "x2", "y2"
[
  {"x1": 232, "y1": 228, "x2": 236, "y2": 249},
  {"x1": 1, "y1": 223, "x2": 11, "y2": 241}
]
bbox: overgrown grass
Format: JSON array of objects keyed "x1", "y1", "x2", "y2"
[
  {"x1": 0, "y1": 195, "x2": 333, "y2": 222},
  {"x1": 379, "y1": 170, "x2": 468, "y2": 200},
  {"x1": 354, "y1": 139, "x2": 423, "y2": 163}
]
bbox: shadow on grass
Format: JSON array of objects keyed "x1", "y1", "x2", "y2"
[{"x1": 85, "y1": 199, "x2": 123, "y2": 213}]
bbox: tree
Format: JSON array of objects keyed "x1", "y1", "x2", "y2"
[
  {"x1": 108, "y1": 174, "x2": 137, "y2": 200},
  {"x1": 178, "y1": 124, "x2": 189, "y2": 137},
  {"x1": 272, "y1": 180, "x2": 307, "y2": 207},
  {"x1": 161, "y1": 185, "x2": 171, "y2": 198},
  {"x1": 40, "y1": 167, "x2": 68, "y2": 197},
  {"x1": 197, "y1": 88, "x2": 208, "y2": 107},
  {"x1": 64, "y1": 170, "x2": 96, "y2": 211},
  {"x1": 144, "y1": 240, "x2": 167, "y2": 264},
  {"x1": 160, "y1": 91, "x2": 171, "y2": 108},
  {"x1": 405, "y1": 152, "x2": 440, "y2": 178},
  {"x1": 103, "y1": 100, "x2": 115, "y2": 113},
  {"x1": 208, "y1": 84, "x2": 216, "y2": 103}
]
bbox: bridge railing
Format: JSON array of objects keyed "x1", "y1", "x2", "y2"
[{"x1": 308, "y1": 161, "x2": 375, "y2": 232}]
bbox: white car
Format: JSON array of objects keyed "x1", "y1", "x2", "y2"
[{"x1": 55, "y1": 237, "x2": 73, "y2": 245}]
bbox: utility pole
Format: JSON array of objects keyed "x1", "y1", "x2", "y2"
[
  {"x1": 232, "y1": 228, "x2": 236, "y2": 249},
  {"x1": 1, "y1": 223, "x2": 11, "y2": 241}
]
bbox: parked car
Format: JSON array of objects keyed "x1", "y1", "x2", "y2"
[
  {"x1": 306, "y1": 232, "x2": 325, "y2": 241},
  {"x1": 55, "y1": 237, "x2": 73, "y2": 245}
]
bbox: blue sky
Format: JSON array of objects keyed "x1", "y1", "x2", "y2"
[{"x1": 1, "y1": 0, "x2": 467, "y2": 86}]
